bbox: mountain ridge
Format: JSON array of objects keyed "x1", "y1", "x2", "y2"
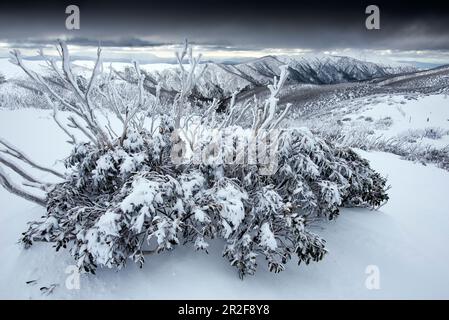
[{"x1": 141, "y1": 54, "x2": 417, "y2": 99}]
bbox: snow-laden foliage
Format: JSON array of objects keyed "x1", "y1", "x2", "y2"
[
  {"x1": 21, "y1": 125, "x2": 388, "y2": 277},
  {"x1": 0, "y1": 41, "x2": 389, "y2": 278}
]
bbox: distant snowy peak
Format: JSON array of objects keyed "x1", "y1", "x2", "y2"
[
  {"x1": 228, "y1": 54, "x2": 416, "y2": 84},
  {"x1": 278, "y1": 55, "x2": 416, "y2": 84},
  {"x1": 143, "y1": 54, "x2": 417, "y2": 99}
]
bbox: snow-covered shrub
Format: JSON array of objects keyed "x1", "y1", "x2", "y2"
[
  {"x1": 401, "y1": 127, "x2": 448, "y2": 142},
  {"x1": 374, "y1": 117, "x2": 393, "y2": 130},
  {"x1": 0, "y1": 73, "x2": 5, "y2": 84},
  {"x1": 403, "y1": 145, "x2": 449, "y2": 171},
  {"x1": 423, "y1": 127, "x2": 447, "y2": 140},
  {"x1": 2, "y1": 41, "x2": 389, "y2": 278},
  {"x1": 21, "y1": 124, "x2": 388, "y2": 277}
]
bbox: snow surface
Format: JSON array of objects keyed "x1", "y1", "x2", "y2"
[
  {"x1": 306, "y1": 93, "x2": 449, "y2": 149},
  {"x1": 1, "y1": 107, "x2": 449, "y2": 299},
  {"x1": 363, "y1": 94, "x2": 449, "y2": 148},
  {"x1": 358, "y1": 94, "x2": 449, "y2": 138}
]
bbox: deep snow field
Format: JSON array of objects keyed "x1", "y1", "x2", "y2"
[{"x1": 1, "y1": 91, "x2": 449, "y2": 299}]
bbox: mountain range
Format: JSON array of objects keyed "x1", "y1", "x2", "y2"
[{"x1": 139, "y1": 55, "x2": 417, "y2": 100}]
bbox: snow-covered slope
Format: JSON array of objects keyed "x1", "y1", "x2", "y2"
[
  {"x1": 376, "y1": 65, "x2": 449, "y2": 88},
  {"x1": 356, "y1": 94, "x2": 449, "y2": 140},
  {"x1": 279, "y1": 55, "x2": 414, "y2": 84},
  {"x1": 303, "y1": 92, "x2": 449, "y2": 149}
]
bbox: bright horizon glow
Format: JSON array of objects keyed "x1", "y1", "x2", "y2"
[{"x1": 0, "y1": 41, "x2": 448, "y2": 67}]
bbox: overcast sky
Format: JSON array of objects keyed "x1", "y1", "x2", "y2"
[{"x1": 0, "y1": 0, "x2": 448, "y2": 65}]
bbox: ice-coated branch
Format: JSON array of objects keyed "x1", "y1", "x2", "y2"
[
  {"x1": 11, "y1": 42, "x2": 112, "y2": 148},
  {"x1": 0, "y1": 166, "x2": 46, "y2": 206},
  {"x1": 67, "y1": 116, "x2": 97, "y2": 144},
  {"x1": 173, "y1": 39, "x2": 203, "y2": 128},
  {"x1": 10, "y1": 49, "x2": 85, "y2": 119},
  {"x1": 0, "y1": 138, "x2": 64, "y2": 179},
  {"x1": 117, "y1": 60, "x2": 146, "y2": 144},
  {"x1": 269, "y1": 103, "x2": 292, "y2": 130},
  {"x1": 225, "y1": 99, "x2": 252, "y2": 128},
  {"x1": 99, "y1": 66, "x2": 126, "y2": 124},
  {"x1": 59, "y1": 41, "x2": 110, "y2": 147},
  {"x1": 219, "y1": 91, "x2": 239, "y2": 129},
  {"x1": 259, "y1": 65, "x2": 289, "y2": 131},
  {"x1": 86, "y1": 46, "x2": 103, "y2": 100},
  {"x1": 132, "y1": 60, "x2": 145, "y2": 111},
  {"x1": 231, "y1": 65, "x2": 291, "y2": 136},
  {"x1": 0, "y1": 154, "x2": 50, "y2": 187},
  {"x1": 22, "y1": 181, "x2": 48, "y2": 191},
  {"x1": 59, "y1": 40, "x2": 86, "y2": 102},
  {"x1": 44, "y1": 94, "x2": 78, "y2": 145}
]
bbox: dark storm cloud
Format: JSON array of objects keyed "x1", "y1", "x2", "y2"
[{"x1": 0, "y1": 0, "x2": 448, "y2": 50}]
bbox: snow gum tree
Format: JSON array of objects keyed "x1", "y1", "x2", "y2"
[{"x1": 0, "y1": 40, "x2": 388, "y2": 278}]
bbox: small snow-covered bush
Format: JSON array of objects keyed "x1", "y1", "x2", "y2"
[
  {"x1": 402, "y1": 127, "x2": 448, "y2": 142},
  {"x1": 423, "y1": 127, "x2": 447, "y2": 140},
  {"x1": 1, "y1": 41, "x2": 389, "y2": 278},
  {"x1": 374, "y1": 117, "x2": 393, "y2": 130}
]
